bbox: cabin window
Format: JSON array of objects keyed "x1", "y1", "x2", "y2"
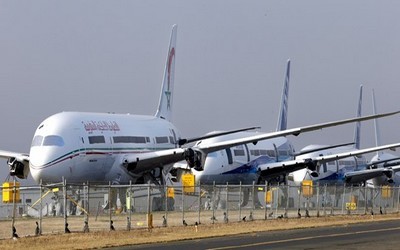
[
  {"x1": 155, "y1": 136, "x2": 169, "y2": 144},
  {"x1": 88, "y1": 136, "x2": 105, "y2": 144},
  {"x1": 279, "y1": 150, "x2": 289, "y2": 157},
  {"x1": 267, "y1": 150, "x2": 276, "y2": 157},
  {"x1": 327, "y1": 161, "x2": 335, "y2": 166},
  {"x1": 113, "y1": 136, "x2": 146, "y2": 143},
  {"x1": 233, "y1": 149, "x2": 245, "y2": 156},
  {"x1": 31, "y1": 136, "x2": 44, "y2": 147},
  {"x1": 169, "y1": 136, "x2": 175, "y2": 144},
  {"x1": 250, "y1": 150, "x2": 260, "y2": 156},
  {"x1": 43, "y1": 135, "x2": 65, "y2": 146}
]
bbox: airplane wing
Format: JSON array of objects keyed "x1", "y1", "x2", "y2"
[
  {"x1": 0, "y1": 150, "x2": 30, "y2": 179},
  {"x1": 368, "y1": 157, "x2": 400, "y2": 168},
  {"x1": 294, "y1": 142, "x2": 355, "y2": 157},
  {"x1": 256, "y1": 142, "x2": 400, "y2": 181},
  {"x1": 344, "y1": 157, "x2": 400, "y2": 184},
  {"x1": 0, "y1": 150, "x2": 29, "y2": 162},
  {"x1": 344, "y1": 168, "x2": 392, "y2": 184},
  {"x1": 123, "y1": 111, "x2": 400, "y2": 175},
  {"x1": 193, "y1": 111, "x2": 400, "y2": 156},
  {"x1": 122, "y1": 148, "x2": 186, "y2": 175}
]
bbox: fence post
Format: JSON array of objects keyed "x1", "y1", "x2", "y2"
[
  {"x1": 146, "y1": 180, "x2": 152, "y2": 230},
  {"x1": 332, "y1": 184, "x2": 337, "y2": 215},
  {"x1": 341, "y1": 184, "x2": 346, "y2": 215},
  {"x1": 164, "y1": 183, "x2": 168, "y2": 227},
  {"x1": 182, "y1": 183, "x2": 185, "y2": 224},
  {"x1": 109, "y1": 181, "x2": 112, "y2": 231},
  {"x1": 397, "y1": 187, "x2": 400, "y2": 213},
  {"x1": 372, "y1": 186, "x2": 375, "y2": 214},
  {"x1": 316, "y1": 184, "x2": 320, "y2": 217},
  {"x1": 63, "y1": 177, "x2": 67, "y2": 233},
  {"x1": 349, "y1": 185, "x2": 353, "y2": 215},
  {"x1": 264, "y1": 181, "x2": 267, "y2": 220},
  {"x1": 11, "y1": 178, "x2": 17, "y2": 238},
  {"x1": 198, "y1": 181, "x2": 201, "y2": 224},
  {"x1": 238, "y1": 182, "x2": 242, "y2": 222},
  {"x1": 357, "y1": 186, "x2": 361, "y2": 215},
  {"x1": 364, "y1": 184, "x2": 368, "y2": 215},
  {"x1": 212, "y1": 181, "x2": 216, "y2": 224},
  {"x1": 285, "y1": 183, "x2": 289, "y2": 217},
  {"x1": 39, "y1": 179, "x2": 43, "y2": 235},
  {"x1": 225, "y1": 182, "x2": 229, "y2": 223},
  {"x1": 323, "y1": 184, "x2": 327, "y2": 217},
  {"x1": 86, "y1": 181, "x2": 90, "y2": 224},
  {"x1": 297, "y1": 185, "x2": 301, "y2": 211},
  {"x1": 275, "y1": 184, "x2": 279, "y2": 218},
  {"x1": 129, "y1": 181, "x2": 133, "y2": 230},
  {"x1": 252, "y1": 181, "x2": 255, "y2": 211}
]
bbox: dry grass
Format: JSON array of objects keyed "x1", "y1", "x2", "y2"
[{"x1": 1, "y1": 213, "x2": 399, "y2": 250}]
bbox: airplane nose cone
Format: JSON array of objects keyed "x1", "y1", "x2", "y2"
[{"x1": 29, "y1": 147, "x2": 66, "y2": 183}]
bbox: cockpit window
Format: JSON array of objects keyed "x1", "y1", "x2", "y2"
[
  {"x1": 43, "y1": 135, "x2": 65, "y2": 146},
  {"x1": 31, "y1": 135, "x2": 44, "y2": 147}
]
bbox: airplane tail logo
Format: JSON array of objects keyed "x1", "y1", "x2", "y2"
[
  {"x1": 155, "y1": 24, "x2": 177, "y2": 121},
  {"x1": 276, "y1": 59, "x2": 291, "y2": 132}
]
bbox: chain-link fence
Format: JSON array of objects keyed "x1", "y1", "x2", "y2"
[{"x1": 1, "y1": 181, "x2": 399, "y2": 239}]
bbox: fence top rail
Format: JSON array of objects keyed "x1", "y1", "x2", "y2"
[{"x1": 2, "y1": 183, "x2": 400, "y2": 191}]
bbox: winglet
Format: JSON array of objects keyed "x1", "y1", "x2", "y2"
[
  {"x1": 276, "y1": 59, "x2": 291, "y2": 131},
  {"x1": 155, "y1": 24, "x2": 177, "y2": 121},
  {"x1": 353, "y1": 84, "x2": 363, "y2": 149}
]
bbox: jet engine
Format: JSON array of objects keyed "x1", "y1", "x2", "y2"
[
  {"x1": 184, "y1": 148, "x2": 203, "y2": 171},
  {"x1": 8, "y1": 157, "x2": 30, "y2": 179},
  {"x1": 383, "y1": 168, "x2": 394, "y2": 183},
  {"x1": 303, "y1": 158, "x2": 319, "y2": 177}
]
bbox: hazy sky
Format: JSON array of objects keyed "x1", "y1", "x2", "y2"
[{"x1": 1, "y1": 1, "x2": 400, "y2": 184}]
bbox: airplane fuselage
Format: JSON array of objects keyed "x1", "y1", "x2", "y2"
[{"x1": 29, "y1": 112, "x2": 181, "y2": 184}]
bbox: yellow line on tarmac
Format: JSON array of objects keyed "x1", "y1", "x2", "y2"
[{"x1": 207, "y1": 226, "x2": 400, "y2": 250}]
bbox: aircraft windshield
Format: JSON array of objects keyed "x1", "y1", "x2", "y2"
[
  {"x1": 31, "y1": 135, "x2": 44, "y2": 147},
  {"x1": 42, "y1": 135, "x2": 65, "y2": 147}
]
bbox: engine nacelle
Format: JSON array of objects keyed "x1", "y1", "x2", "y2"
[
  {"x1": 310, "y1": 171, "x2": 319, "y2": 178},
  {"x1": 303, "y1": 158, "x2": 319, "y2": 172},
  {"x1": 7, "y1": 158, "x2": 30, "y2": 179},
  {"x1": 184, "y1": 148, "x2": 203, "y2": 171},
  {"x1": 383, "y1": 168, "x2": 394, "y2": 179}
]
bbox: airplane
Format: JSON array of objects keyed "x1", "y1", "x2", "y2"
[
  {"x1": 170, "y1": 69, "x2": 400, "y2": 207},
  {"x1": 0, "y1": 25, "x2": 399, "y2": 194},
  {"x1": 365, "y1": 90, "x2": 400, "y2": 186},
  {"x1": 288, "y1": 86, "x2": 400, "y2": 186}
]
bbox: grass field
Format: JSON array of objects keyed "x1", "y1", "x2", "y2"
[{"x1": 1, "y1": 212, "x2": 399, "y2": 250}]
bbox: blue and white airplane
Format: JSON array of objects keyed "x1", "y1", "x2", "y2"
[
  {"x1": 172, "y1": 74, "x2": 400, "y2": 191},
  {"x1": 289, "y1": 86, "x2": 400, "y2": 186},
  {"x1": 366, "y1": 90, "x2": 400, "y2": 186}
]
